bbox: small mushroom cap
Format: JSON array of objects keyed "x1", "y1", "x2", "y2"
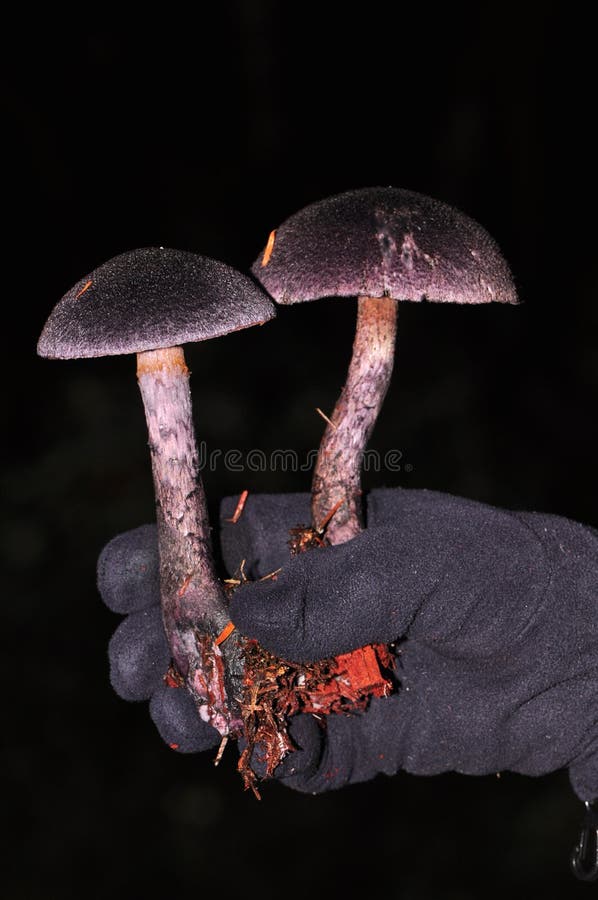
[
  {"x1": 38, "y1": 247, "x2": 276, "y2": 359},
  {"x1": 252, "y1": 187, "x2": 517, "y2": 306}
]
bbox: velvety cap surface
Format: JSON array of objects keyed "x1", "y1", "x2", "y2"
[
  {"x1": 252, "y1": 187, "x2": 517, "y2": 305},
  {"x1": 38, "y1": 247, "x2": 276, "y2": 359}
]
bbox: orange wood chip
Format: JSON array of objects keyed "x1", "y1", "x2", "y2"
[{"x1": 214, "y1": 621, "x2": 236, "y2": 646}]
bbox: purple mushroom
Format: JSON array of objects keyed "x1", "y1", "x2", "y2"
[
  {"x1": 253, "y1": 187, "x2": 518, "y2": 545},
  {"x1": 38, "y1": 247, "x2": 276, "y2": 736}
]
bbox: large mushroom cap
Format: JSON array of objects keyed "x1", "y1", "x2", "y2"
[
  {"x1": 38, "y1": 247, "x2": 276, "y2": 359},
  {"x1": 252, "y1": 187, "x2": 517, "y2": 306}
]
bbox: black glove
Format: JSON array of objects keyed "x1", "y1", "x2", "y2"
[{"x1": 98, "y1": 488, "x2": 598, "y2": 801}]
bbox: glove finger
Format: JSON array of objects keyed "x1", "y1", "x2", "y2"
[
  {"x1": 150, "y1": 684, "x2": 220, "y2": 754},
  {"x1": 287, "y1": 693, "x2": 407, "y2": 793},
  {"x1": 97, "y1": 524, "x2": 160, "y2": 613},
  {"x1": 219, "y1": 492, "x2": 311, "y2": 579},
  {"x1": 230, "y1": 536, "x2": 400, "y2": 662},
  {"x1": 238, "y1": 712, "x2": 324, "y2": 785},
  {"x1": 108, "y1": 606, "x2": 170, "y2": 701},
  {"x1": 275, "y1": 714, "x2": 325, "y2": 787},
  {"x1": 276, "y1": 693, "x2": 409, "y2": 794}
]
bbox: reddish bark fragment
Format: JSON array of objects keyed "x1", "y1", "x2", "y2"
[
  {"x1": 237, "y1": 638, "x2": 395, "y2": 794},
  {"x1": 302, "y1": 644, "x2": 392, "y2": 713},
  {"x1": 226, "y1": 489, "x2": 249, "y2": 524},
  {"x1": 163, "y1": 663, "x2": 184, "y2": 688},
  {"x1": 214, "y1": 621, "x2": 236, "y2": 646},
  {"x1": 287, "y1": 524, "x2": 325, "y2": 555}
]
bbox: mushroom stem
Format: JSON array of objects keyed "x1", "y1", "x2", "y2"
[
  {"x1": 136, "y1": 346, "x2": 243, "y2": 735},
  {"x1": 311, "y1": 296, "x2": 398, "y2": 544}
]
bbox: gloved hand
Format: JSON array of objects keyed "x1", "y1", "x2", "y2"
[{"x1": 98, "y1": 488, "x2": 598, "y2": 801}]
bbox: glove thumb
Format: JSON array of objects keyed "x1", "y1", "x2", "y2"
[{"x1": 229, "y1": 535, "x2": 402, "y2": 662}]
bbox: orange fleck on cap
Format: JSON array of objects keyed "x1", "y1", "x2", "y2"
[
  {"x1": 261, "y1": 230, "x2": 276, "y2": 267},
  {"x1": 76, "y1": 280, "x2": 93, "y2": 299}
]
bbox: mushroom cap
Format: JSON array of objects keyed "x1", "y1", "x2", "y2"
[
  {"x1": 38, "y1": 247, "x2": 276, "y2": 359},
  {"x1": 252, "y1": 187, "x2": 517, "y2": 306}
]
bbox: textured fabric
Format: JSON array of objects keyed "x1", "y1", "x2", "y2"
[
  {"x1": 98, "y1": 525, "x2": 160, "y2": 614},
  {"x1": 99, "y1": 488, "x2": 598, "y2": 799},
  {"x1": 108, "y1": 606, "x2": 170, "y2": 701}
]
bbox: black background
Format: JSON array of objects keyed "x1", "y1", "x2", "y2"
[{"x1": 3, "y1": 5, "x2": 597, "y2": 898}]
